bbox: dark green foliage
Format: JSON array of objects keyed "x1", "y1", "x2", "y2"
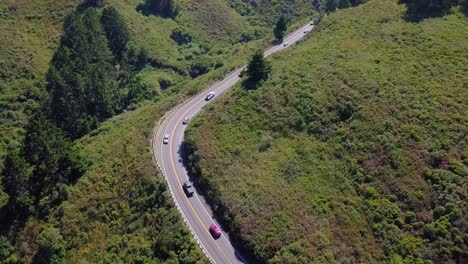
[
  {"x1": 126, "y1": 47, "x2": 138, "y2": 67},
  {"x1": 273, "y1": 16, "x2": 287, "y2": 41},
  {"x1": 170, "y1": 29, "x2": 192, "y2": 45},
  {"x1": 34, "y1": 227, "x2": 66, "y2": 264},
  {"x1": 143, "y1": 0, "x2": 178, "y2": 18},
  {"x1": 462, "y1": 0, "x2": 468, "y2": 13},
  {"x1": 189, "y1": 57, "x2": 212, "y2": 78},
  {"x1": 350, "y1": 0, "x2": 367, "y2": 6},
  {"x1": 124, "y1": 76, "x2": 159, "y2": 106},
  {"x1": 86, "y1": 0, "x2": 106, "y2": 8},
  {"x1": 158, "y1": 78, "x2": 172, "y2": 90},
  {"x1": 0, "y1": 236, "x2": 17, "y2": 264},
  {"x1": 315, "y1": 0, "x2": 365, "y2": 12},
  {"x1": 47, "y1": 9, "x2": 120, "y2": 139},
  {"x1": 137, "y1": 48, "x2": 149, "y2": 69},
  {"x1": 1, "y1": 150, "x2": 33, "y2": 221},
  {"x1": 101, "y1": 7, "x2": 130, "y2": 59},
  {"x1": 1, "y1": 113, "x2": 85, "y2": 221},
  {"x1": 338, "y1": 0, "x2": 352, "y2": 8},
  {"x1": 399, "y1": 0, "x2": 462, "y2": 21},
  {"x1": 325, "y1": 0, "x2": 338, "y2": 12},
  {"x1": 244, "y1": 50, "x2": 272, "y2": 86},
  {"x1": 0, "y1": 188, "x2": 7, "y2": 209},
  {"x1": 270, "y1": 241, "x2": 309, "y2": 264},
  {"x1": 46, "y1": 8, "x2": 151, "y2": 139}
]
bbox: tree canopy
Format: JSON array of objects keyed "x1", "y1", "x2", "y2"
[
  {"x1": 101, "y1": 6, "x2": 130, "y2": 59},
  {"x1": 273, "y1": 16, "x2": 287, "y2": 41},
  {"x1": 46, "y1": 9, "x2": 121, "y2": 138},
  {"x1": 1, "y1": 113, "x2": 84, "y2": 222},
  {"x1": 244, "y1": 50, "x2": 272, "y2": 86},
  {"x1": 144, "y1": 0, "x2": 178, "y2": 18},
  {"x1": 399, "y1": 0, "x2": 465, "y2": 20}
]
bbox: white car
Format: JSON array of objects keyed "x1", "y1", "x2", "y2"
[
  {"x1": 182, "y1": 117, "x2": 189, "y2": 125},
  {"x1": 163, "y1": 134, "x2": 169, "y2": 144},
  {"x1": 283, "y1": 41, "x2": 289, "y2": 47},
  {"x1": 205, "y1": 92, "x2": 215, "y2": 101},
  {"x1": 304, "y1": 29, "x2": 309, "y2": 34},
  {"x1": 310, "y1": 21, "x2": 314, "y2": 25}
]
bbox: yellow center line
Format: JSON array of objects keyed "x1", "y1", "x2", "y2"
[
  {"x1": 168, "y1": 97, "x2": 234, "y2": 264},
  {"x1": 161, "y1": 24, "x2": 311, "y2": 262}
]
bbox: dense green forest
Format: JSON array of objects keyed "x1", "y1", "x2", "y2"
[
  {"x1": 0, "y1": 0, "x2": 319, "y2": 262},
  {"x1": 185, "y1": 0, "x2": 468, "y2": 263},
  {"x1": 46, "y1": 6, "x2": 155, "y2": 139}
]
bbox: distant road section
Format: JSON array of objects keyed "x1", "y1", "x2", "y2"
[{"x1": 153, "y1": 22, "x2": 315, "y2": 264}]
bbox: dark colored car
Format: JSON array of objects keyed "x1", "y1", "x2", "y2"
[
  {"x1": 205, "y1": 92, "x2": 215, "y2": 101},
  {"x1": 182, "y1": 181, "x2": 194, "y2": 197}
]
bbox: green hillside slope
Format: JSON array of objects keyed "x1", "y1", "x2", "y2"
[
  {"x1": 185, "y1": 0, "x2": 468, "y2": 262},
  {"x1": 0, "y1": 0, "x2": 316, "y2": 165},
  {"x1": 0, "y1": 0, "x2": 317, "y2": 262}
]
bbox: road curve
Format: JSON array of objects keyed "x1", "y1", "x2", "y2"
[{"x1": 152, "y1": 22, "x2": 315, "y2": 264}]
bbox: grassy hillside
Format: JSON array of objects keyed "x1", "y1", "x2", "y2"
[
  {"x1": 185, "y1": 0, "x2": 468, "y2": 263},
  {"x1": 0, "y1": 0, "x2": 319, "y2": 262},
  {"x1": 0, "y1": 0, "x2": 317, "y2": 165},
  {"x1": 0, "y1": 0, "x2": 79, "y2": 164},
  {"x1": 40, "y1": 98, "x2": 206, "y2": 263}
]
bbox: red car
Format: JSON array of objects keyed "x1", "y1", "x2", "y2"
[{"x1": 209, "y1": 224, "x2": 221, "y2": 238}]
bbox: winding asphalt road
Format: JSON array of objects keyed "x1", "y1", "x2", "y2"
[{"x1": 152, "y1": 22, "x2": 315, "y2": 264}]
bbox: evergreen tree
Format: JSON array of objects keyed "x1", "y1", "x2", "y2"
[
  {"x1": 338, "y1": 0, "x2": 351, "y2": 8},
  {"x1": 137, "y1": 48, "x2": 149, "y2": 69},
  {"x1": 0, "y1": 236, "x2": 17, "y2": 264},
  {"x1": 400, "y1": 0, "x2": 458, "y2": 20},
  {"x1": 325, "y1": 0, "x2": 338, "y2": 12},
  {"x1": 245, "y1": 50, "x2": 272, "y2": 84},
  {"x1": 1, "y1": 150, "x2": 33, "y2": 220},
  {"x1": 21, "y1": 113, "x2": 84, "y2": 216},
  {"x1": 47, "y1": 9, "x2": 120, "y2": 138},
  {"x1": 273, "y1": 16, "x2": 288, "y2": 41},
  {"x1": 101, "y1": 6, "x2": 130, "y2": 59},
  {"x1": 144, "y1": 0, "x2": 178, "y2": 18}
]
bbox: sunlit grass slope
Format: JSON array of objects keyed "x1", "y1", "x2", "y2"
[{"x1": 186, "y1": 0, "x2": 468, "y2": 262}]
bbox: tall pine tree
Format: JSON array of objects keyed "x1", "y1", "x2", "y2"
[
  {"x1": 273, "y1": 16, "x2": 287, "y2": 41},
  {"x1": 244, "y1": 50, "x2": 272, "y2": 86},
  {"x1": 144, "y1": 0, "x2": 178, "y2": 18},
  {"x1": 1, "y1": 113, "x2": 85, "y2": 220},
  {"x1": 47, "y1": 8, "x2": 120, "y2": 138},
  {"x1": 1, "y1": 150, "x2": 33, "y2": 221},
  {"x1": 101, "y1": 6, "x2": 130, "y2": 59}
]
